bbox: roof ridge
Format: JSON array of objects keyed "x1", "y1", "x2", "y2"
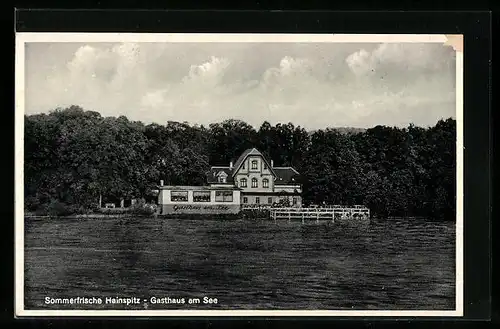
[
  {"x1": 273, "y1": 166, "x2": 300, "y2": 175},
  {"x1": 231, "y1": 148, "x2": 277, "y2": 177}
]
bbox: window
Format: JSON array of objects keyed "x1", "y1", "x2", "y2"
[
  {"x1": 293, "y1": 197, "x2": 298, "y2": 205},
  {"x1": 268, "y1": 197, "x2": 272, "y2": 204},
  {"x1": 251, "y1": 160, "x2": 258, "y2": 169},
  {"x1": 240, "y1": 178, "x2": 247, "y2": 187},
  {"x1": 223, "y1": 191, "x2": 233, "y2": 202},
  {"x1": 215, "y1": 191, "x2": 233, "y2": 202},
  {"x1": 256, "y1": 197, "x2": 260, "y2": 204},
  {"x1": 251, "y1": 178, "x2": 258, "y2": 188},
  {"x1": 171, "y1": 191, "x2": 188, "y2": 202},
  {"x1": 243, "y1": 197, "x2": 248, "y2": 204},
  {"x1": 193, "y1": 191, "x2": 211, "y2": 202},
  {"x1": 218, "y1": 176, "x2": 226, "y2": 183},
  {"x1": 263, "y1": 178, "x2": 269, "y2": 188},
  {"x1": 242, "y1": 162, "x2": 245, "y2": 169},
  {"x1": 264, "y1": 163, "x2": 268, "y2": 170}
]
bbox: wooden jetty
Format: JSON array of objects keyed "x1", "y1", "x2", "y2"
[{"x1": 269, "y1": 205, "x2": 370, "y2": 222}]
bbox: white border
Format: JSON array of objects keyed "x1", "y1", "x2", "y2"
[
  {"x1": 15, "y1": 33, "x2": 448, "y2": 43},
  {"x1": 455, "y1": 51, "x2": 464, "y2": 316},
  {"x1": 14, "y1": 33, "x2": 463, "y2": 317}
]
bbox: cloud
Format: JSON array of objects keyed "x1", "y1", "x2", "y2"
[
  {"x1": 25, "y1": 42, "x2": 456, "y2": 129},
  {"x1": 346, "y1": 43, "x2": 455, "y2": 76},
  {"x1": 187, "y1": 56, "x2": 230, "y2": 81},
  {"x1": 345, "y1": 49, "x2": 373, "y2": 76}
]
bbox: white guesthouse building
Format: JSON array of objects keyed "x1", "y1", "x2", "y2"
[{"x1": 157, "y1": 148, "x2": 303, "y2": 214}]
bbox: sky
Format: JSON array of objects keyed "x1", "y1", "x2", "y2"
[{"x1": 24, "y1": 41, "x2": 456, "y2": 129}]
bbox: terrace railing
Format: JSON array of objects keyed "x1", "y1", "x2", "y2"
[{"x1": 269, "y1": 206, "x2": 370, "y2": 221}]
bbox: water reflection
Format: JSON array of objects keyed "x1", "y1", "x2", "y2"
[{"x1": 25, "y1": 217, "x2": 455, "y2": 310}]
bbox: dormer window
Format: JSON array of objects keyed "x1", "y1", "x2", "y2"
[
  {"x1": 217, "y1": 171, "x2": 228, "y2": 184},
  {"x1": 251, "y1": 160, "x2": 258, "y2": 170}
]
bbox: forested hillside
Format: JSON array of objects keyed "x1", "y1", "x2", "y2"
[{"x1": 24, "y1": 106, "x2": 456, "y2": 220}]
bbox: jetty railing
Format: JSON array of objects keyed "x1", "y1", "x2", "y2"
[{"x1": 269, "y1": 206, "x2": 370, "y2": 222}]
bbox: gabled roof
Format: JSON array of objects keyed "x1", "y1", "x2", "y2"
[
  {"x1": 232, "y1": 148, "x2": 257, "y2": 173},
  {"x1": 206, "y1": 149, "x2": 301, "y2": 186},
  {"x1": 273, "y1": 167, "x2": 301, "y2": 185},
  {"x1": 231, "y1": 148, "x2": 276, "y2": 177},
  {"x1": 206, "y1": 166, "x2": 234, "y2": 184}
]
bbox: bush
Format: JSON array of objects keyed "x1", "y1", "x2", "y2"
[
  {"x1": 25, "y1": 195, "x2": 42, "y2": 212},
  {"x1": 36, "y1": 200, "x2": 76, "y2": 216},
  {"x1": 130, "y1": 199, "x2": 157, "y2": 216},
  {"x1": 241, "y1": 209, "x2": 270, "y2": 219}
]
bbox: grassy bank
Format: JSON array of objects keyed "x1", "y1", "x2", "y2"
[
  {"x1": 25, "y1": 208, "x2": 273, "y2": 221},
  {"x1": 25, "y1": 200, "x2": 157, "y2": 218}
]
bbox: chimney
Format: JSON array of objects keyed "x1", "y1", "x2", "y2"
[
  {"x1": 160, "y1": 180, "x2": 164, "y2": 186},
  {"x1": 271, "y1": 160, "x2": 274, "y2": 168},
  {"x1": 230, "y1": 161, "x2": 233, "y2": 169}
]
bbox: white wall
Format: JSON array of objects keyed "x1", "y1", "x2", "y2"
[
  {"x1": 274, "y1": 184, "x2": 302, "y2": 193},
  {"x1": 234, "y1": 172, "x2": 274, "y2": 192},
  {"x1": 234, "y1": 155, "x2": 275, "y2": 192},
  {"x1": 241, "y1": 194, "x2": 302, "y2": 207}
]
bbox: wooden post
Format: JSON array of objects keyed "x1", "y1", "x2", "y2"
[{"x1": 99, "y1": 194, "x2": 102, "y2": 209}]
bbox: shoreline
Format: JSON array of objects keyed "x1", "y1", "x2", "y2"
[{"x1": 23, "y1": 214, "x2": 453, "y2": 222}]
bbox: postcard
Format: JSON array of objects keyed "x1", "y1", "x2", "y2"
[{"x1": 15, "y1": 33, "x2": 463, "y2": 317}]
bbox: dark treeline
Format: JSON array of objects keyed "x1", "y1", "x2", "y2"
[{"x1": 25, "y1": 106, "x2": 456, "y2": 220}]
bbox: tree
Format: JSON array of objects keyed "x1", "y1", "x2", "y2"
[
  {"x1": 208, "y1": 119, "x2": 258, "y2": 165},
  {"x1": 24, "y1": 105, "x2": 456, "y2": 220}
]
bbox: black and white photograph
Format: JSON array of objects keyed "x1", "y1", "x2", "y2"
[{"x1": 15, "y1": 33, "x2": 463, "y2": 316}]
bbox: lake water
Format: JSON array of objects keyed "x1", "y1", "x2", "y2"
[{"x1": 24, "y1": 217, "x2": 456, "y2": 310}]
